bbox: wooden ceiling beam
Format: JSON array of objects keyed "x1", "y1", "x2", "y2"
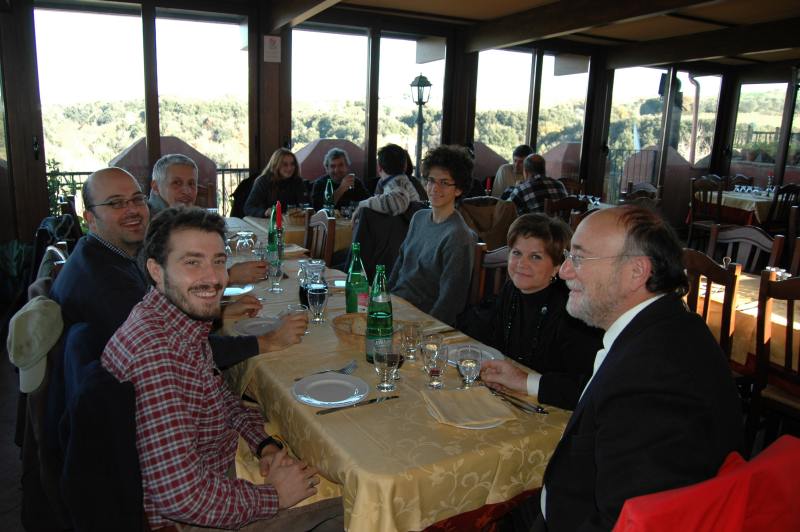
[
  {"x1": 465, "y1": 0, "x2": 712, "y2": 53},
  {"x1": 606, "y1": 17, "x2": 800, "y2": 69},
  {"x1": 264, "y1": 0, "x2": 341, "y2": 33}
]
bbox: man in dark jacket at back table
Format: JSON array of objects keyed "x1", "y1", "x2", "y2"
[
  {"x1": 482, "y1": 205, "x2": 742, "y2": 531},
  {"x1": 309, "y1": 147, "x2": 369, "y2": 211}
]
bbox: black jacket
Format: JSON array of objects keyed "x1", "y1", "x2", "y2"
[
  {"x1": 458, "y1": 280, "x2": 602, "y2": 409},
  {"x1": 243, "y1": 173, "x2": 308, "y2": 217}
]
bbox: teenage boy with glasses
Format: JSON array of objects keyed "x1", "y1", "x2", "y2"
[{"x1": 388, "y1": 145, "x2": 477, "y2": 326}]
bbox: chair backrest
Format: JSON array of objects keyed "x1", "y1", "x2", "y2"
[
  {"x1": 457, "y1": 197, "x2": 517, "y2": 251},
  {"x1": 304, "y1": 208, "x2": 335, "y2": 264},
  {"x1": 558, "y1": 177, "x2": 583, "y2": 196},
  {"x1": 707, "y1": 224, "x2": 784, "y2": 273},
  {"x1": 544, "y1": 195, "x2": 589, "y2": 222},
  {"x1": 469, "y1": 243, "x2": 509, "y2": 305},
  {"x1": 765, "y1": 183, "x2": 800, "y2": 231},
  {"x1": 569, "y1": 208, "x2": 600, "y2": 232},
  {"x1": 690, "y1": 176, "x2": 723, "y2": 223},
  {"x1": 682, "y1": 248, "x2": 742, "y2": 358},
  {"x1": 57, "y1": 195, "x2": 84, "y2": 245},
  {"x1": 728, "y1": 174, "x2": 754, "y2": 190}
]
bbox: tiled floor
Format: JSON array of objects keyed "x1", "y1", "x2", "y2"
[{"x1": 0, "y1": 351, "x2": 25, "y2": 532}]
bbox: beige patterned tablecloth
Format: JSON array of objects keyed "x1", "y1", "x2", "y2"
[
  {"x1": 242, "y1": 215, "x2": 354, "y2": 253},
  {"x1": 224, "y1": 262, "x2": 569, "y2": 532}
]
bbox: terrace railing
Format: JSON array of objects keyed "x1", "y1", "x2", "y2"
[{"x1": 48, "y1": 167, "x2": 251, "y2": 217}]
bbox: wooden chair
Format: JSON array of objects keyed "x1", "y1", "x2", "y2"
[
  {"x1": 763, "y1": 183, "x2": 800, "y2": 235},
  {"x1": 682, "y1": 248, "x2": 742, "y2": 359},
  {"x1": 728, "y1": 174, "x2": 754, "y2": 190},
  {"x1": 745, "y1": 270, "x2": 800, "y2": 455},
  {"x1": 544, "y1": 196, "x2": 588, "y2": 223},
  {"x1": 687, "y1": 176, "x2": 724, "y2": 248},
  {"x1": 469, "y1": 243, "x2": 509, "y2": 305},
  {"x1": 706, "y1": 224, "x2": 784, "y2": 274},
  {"x1": 569, "y1": 208, "x2": 600, "y2": 232},
  {"x1": 558, "y1": 177, "x2": 583, "y2": 196},
  {"x1": 303, "y1": 208, "x2": 335, "y2": 265}
]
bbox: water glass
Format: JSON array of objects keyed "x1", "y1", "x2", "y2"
[
  {"x1": 374, "y1": 342, "x2": 401, "y2": 392},
  {"x1": 456, "y1": 345, "x2": 482, "y2": 389},
  {"x1": 235, "y1": 231, "x2": 256, "y2": 256},
  {"x1": 426, "y1": 345, "x2": 448, "y2": 389},
  {"x1": 400, "y1": 323, "x2": 422, "y2": 361},
  {"x1": 420, "y1": 333, "x2": 443, "y2": 372},
  {"x1": 267, "y1": 250, "x2": 283, "y2": 293},
  {"x1": 286, "y1": 303, "x2": 309, "y2": 335},
  {"x1": 307, "y1": 283, "x2": 328, "y2": 323}
]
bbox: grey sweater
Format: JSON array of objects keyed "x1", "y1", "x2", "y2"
[{"x1": 388, "y1": 209, "x2": 476, "y2": 326}]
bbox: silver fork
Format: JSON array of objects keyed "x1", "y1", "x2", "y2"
[{"x1": 294, "y1": 359, "x2": 357, "y2": 381}]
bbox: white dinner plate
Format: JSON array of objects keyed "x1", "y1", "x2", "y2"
[
  {"x1": 425, "y1": 403, "x2": 506, "y2": 430},
  {"x1": 232, "y1": 316, "x2": 280, "y2": 336},
  {"x1": 446, "y1": 343, "x2": 505, "y2": 367},
  {"x1": 224, "y1": 284, "x2": 254, "y2": 297},
  {"x1": 293, "y1": 373, "x2": 370, "y2": 408}
]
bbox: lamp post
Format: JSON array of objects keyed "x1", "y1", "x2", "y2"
[{"x1": 410, "y1": 74, "x2": 432, "y2": 178}]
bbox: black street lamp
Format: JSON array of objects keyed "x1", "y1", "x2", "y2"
[{"x1": 410, "y1": 74, "x2": 432, "y2": 178}]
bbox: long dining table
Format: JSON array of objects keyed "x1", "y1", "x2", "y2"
[
  {"x1": 239, "y1": 214, "x2": 355, "y2": 254},
  {"x1": 223, "y1": 259, "x2": 569, "y2": 532}
]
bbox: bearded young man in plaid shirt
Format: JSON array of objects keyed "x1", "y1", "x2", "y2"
[
  {"x1": 102, "y1": 207, "x2": 342, "y2": 531},
  {"x1": 501, "y1": 154, "x2": 568, "y2": 215}
]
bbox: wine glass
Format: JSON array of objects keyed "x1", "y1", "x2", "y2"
[
  {"x1": 374, "y1": 342, "x2": 401, "y2": 392},
  {"x1": 235, "y1": 231, "x2": 256, "y2": 256},
  {"x1": 286, "y1": 303, "x2": 309, "y2": 335},
  {"x1": 400, "y1": 323, "x2": 422, "y2": 362},
  {"x1": 425, "y1": 345, "x2": 448, "y2": 390},
  {"x1": 307, "y1": 283, "x2": 328, "y2": 323},
  {"x1": 457, "y1": 345, "x2": 482, "y2": 389},
  {"x1": 267, "y1": 249, "x2": 283, "y2": 293},
  {"x1": 420, "y1": 333, "x2": 443, "y2": 372}
]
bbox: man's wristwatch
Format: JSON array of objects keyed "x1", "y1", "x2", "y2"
[{"x1": 256, "y1": 435, "x2": 284, "y2": 457}]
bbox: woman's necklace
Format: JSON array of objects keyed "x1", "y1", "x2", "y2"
[{"x1": 503, "y1": 286, "x2": 550, "y2": 364}]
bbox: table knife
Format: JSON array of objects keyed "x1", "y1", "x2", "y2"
[{"x1": 316, "y1": 395, "x2": 399, "y2": 415}]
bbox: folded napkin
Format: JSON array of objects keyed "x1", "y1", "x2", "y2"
[{"x1": 421, "y1": 386, "x2": 516, "y2": 428}]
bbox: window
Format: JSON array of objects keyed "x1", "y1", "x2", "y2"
[
  {"x1": 785, "y1": 87, "x2": 800, "y2": 184},
  {"x1": 34, "y1": 8, "x2": 145, "y2": 204},
  {"x1": 376, "y1": 36, "x2": 445, "y2": 173},
  {"x1": 536, "y1": 54, "x2": 590, "y2": 179},
  {"x1": 668, "y1": 73, "x2": 721, "y2": 170},
  {"x1": 155, "y1": 12, "x2": 249, "y2": 169},
  {"x1": 731, "y1": 83, "x2": 788, "y2": 183},
  {"x1": 604, "y1": 67, "x2": 668, "y2": 202},
  {"x1": 474, "y1": 49, "x2": 532, "y2": 160},
  {"x1": 291, "y1": 29, "x2": 368, "y2": 153}
]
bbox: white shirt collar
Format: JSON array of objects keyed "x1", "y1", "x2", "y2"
[{"x1": 594, "y1": 294, "x2": 665, "y2": 375}]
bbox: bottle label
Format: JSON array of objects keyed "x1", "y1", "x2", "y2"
[
  {"x1": 357, "y1": 293, "x2": 369, "y2": 313},
  {"x1": 374, "y1": 294, "x2": 391, "y2": 303}
]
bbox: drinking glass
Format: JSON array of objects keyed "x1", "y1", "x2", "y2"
[
  {"x1": 287, "y1": 303, "x2": 309, "y2": 335},
  {"x1": 374, "y1": 342, "x2": 401, "y2": 392},
  {"x1": 426, "y1": 345, "x2": 448, "y2": 389},
  {"x1": 400, "y1": 323, "x2": 422, "y2": 362},
  {"x1": 457, "y1": 345, "x2": 482, "y2": 389},
  {"x1": 307, "y1": 283, "x2": 328, "y2": 323},
  {"x1": 420, "y1": 333, "x2": 443, "y2": 372},
  {"x1": 267, "y1": 249, "x2": 283, "y2": 293},
  {"x1": 235, "y1": 231, "x2": 256, "y2": 256}
]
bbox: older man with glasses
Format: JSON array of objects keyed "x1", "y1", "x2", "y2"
[
  {"x1": 387, "y1": 145, "x2": 477, "y2": 326},
  {"x1": 482, "y1": 206, "x2": 742, "y2": 531}
]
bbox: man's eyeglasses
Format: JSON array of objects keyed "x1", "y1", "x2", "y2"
[
  {"x1": 562, "y1": 249, "x2": 634, "y2": 269},
  {"x1": 422, "y1": 177, "x2": 457, "y2": 188},
  {"x1": 87, "y1": 194, "x2": 147, "y2": 210}
]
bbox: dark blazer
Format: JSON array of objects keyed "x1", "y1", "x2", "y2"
[
  {"x1": 243, "y1": 173, "x2": 308, "y2": 217},
  {"x1": 310, "y1": 174, "x2": 370, "y2": 211},
  {"x1": 541, "y1": 293, "x2": 742, "y2": 531}
]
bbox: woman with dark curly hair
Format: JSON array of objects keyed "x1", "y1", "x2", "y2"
[
  {"x1": 388, "y1": 145, "x2": 477, "y2": 326},
  {"x1": 244, "y1": 148, "x2": 308, "y2": 217},
  {"x1": 459, "y1": 213, "x2": 602, "y2": 409}
]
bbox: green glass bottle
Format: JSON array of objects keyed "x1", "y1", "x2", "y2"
[
  {"x1": 323, "y1": 177, "x2": 335, "y2": 215},
  {"x1": 267, "y1": 203, "x2": 278, "y2": 253},
  {"x1": 365, "y1": 265, "x2": 392, "y2": 364},
  {"x1": 345, "y1": 243, "x2": 369, "y2": 314}
]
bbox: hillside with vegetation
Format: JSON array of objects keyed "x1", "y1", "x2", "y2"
[{"x1": 39, "y1": 89, "x2": 786, "y2": 173}]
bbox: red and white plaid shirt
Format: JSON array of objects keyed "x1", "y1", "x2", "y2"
[{"x1": 102, "y1": 288, "x2": 278, "y2": 529}]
